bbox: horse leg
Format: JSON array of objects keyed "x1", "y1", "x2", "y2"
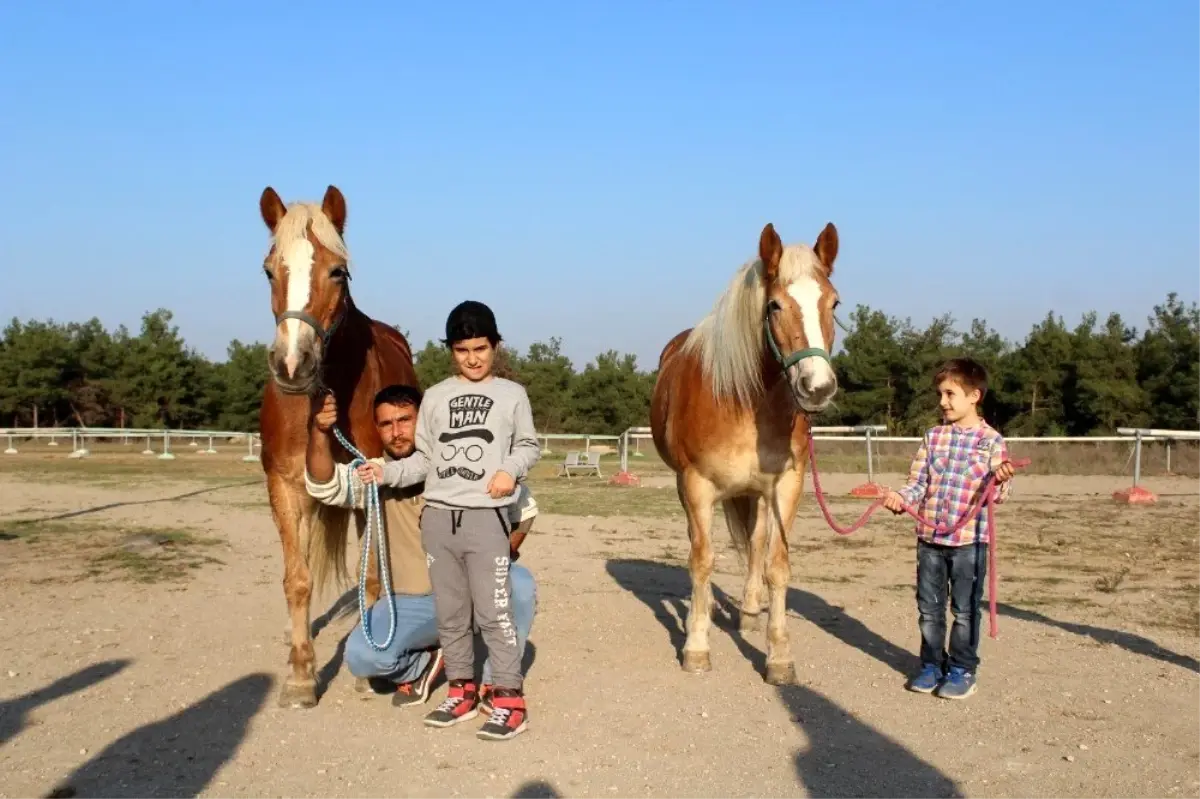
[
  {"x1": 270, "y1": 476, "x2": 319, "y2": 708},
  {"x1": 679, "y1": 470, "x2": 717, "y2": 673},
  {"x1": 738, "y1": 496, "x2": 769, "y2": 634},
  {"x1": 763, "y1": 476, "x2": 803, "y2": 685}
]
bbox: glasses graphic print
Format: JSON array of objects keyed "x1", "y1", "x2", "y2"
[{"x1": 441, "y1": 442, "x2": 484, "y2": 463}]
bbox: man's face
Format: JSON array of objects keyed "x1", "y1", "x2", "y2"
[
  {"x1": 375, "y1": 401, "x2": 418, "y2": 459},
  {"x1": 451, "y1": 336, "x2": 496, "y2": 381},
  {"x1": 937, "y1": 378, "x2": 980, "y2": 424}
]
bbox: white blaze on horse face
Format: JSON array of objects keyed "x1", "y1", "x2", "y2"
[
  {"x1": 786, "y1": 276, "x2": 837, "y2": 400},
  {"x1": 280, "y1": 237, "x2": 315, "y2": 379}
]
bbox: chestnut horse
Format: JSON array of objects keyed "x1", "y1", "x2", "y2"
[
  {"x1": 650, "y1": 222, "x2": 841, "y2": 685},
  {"x1": 257, "y1": 185, "x2": 419, "y2": 708}
]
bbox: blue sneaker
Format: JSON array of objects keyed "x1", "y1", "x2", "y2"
[
  {"x1": 936, "y1": 666, "x2": 977, "y2": 700},
  {"x1": 906, "y1": 663, "x2": 943, "y2": 693}
]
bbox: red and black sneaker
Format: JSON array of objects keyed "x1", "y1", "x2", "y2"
[
  {"x1": 422, "y1": 679, "x2": 480, "y2": 728},
  {"x1": 476, "y1": 688, "x2": 528, "y2": 741},
  {"x1": 392, "y1": 648, "x2": 444, "y2": 708}
]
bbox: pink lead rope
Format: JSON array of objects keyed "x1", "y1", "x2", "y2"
[{"x1": 804, "y1": 430, "x2": 1031, "y2": 640}]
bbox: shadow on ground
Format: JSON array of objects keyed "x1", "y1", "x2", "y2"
[
  {"x1": 44, "y1": 673, "x2": 273, "y2": 799},
  {"x1": 606, "y1": 558, "x2": 960, "y2": 798},
  {"x1": 998, "y1": 602, "x2": 1199, "y2": 673},
  {"x1": 0, "y1": 660, "x2": 131, "y2": 747},
  {"x1": 510, "y1": 780, "x2": 563, "y2": 798},
  {"x1": 605, "y1": 557, "x2": 918, "y2": 677}
]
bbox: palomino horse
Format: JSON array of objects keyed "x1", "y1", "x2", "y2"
[
  {"x1": 257, "y1": 185, "x2": 419, "y2": 708},
  {"x1": 650, "y1": 222, "x2": 841, "y2": 685}
]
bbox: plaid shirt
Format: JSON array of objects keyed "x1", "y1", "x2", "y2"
[{"x1": 896, "y1": 421, "x2": 1013, "y2": 546}]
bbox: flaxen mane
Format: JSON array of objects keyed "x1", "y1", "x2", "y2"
[{"x1": 681, "y1": 244, "x2": 821, "y2": 407}]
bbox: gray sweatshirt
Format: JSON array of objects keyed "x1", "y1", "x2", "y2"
[{"x1": 380, "y1": 375, "x2": 542, "y2": 511}]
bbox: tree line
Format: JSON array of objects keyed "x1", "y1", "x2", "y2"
[{"x1": 0, "y1": 293, "x2": 1196, "y2": 436}]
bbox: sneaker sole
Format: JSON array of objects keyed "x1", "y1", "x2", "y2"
[
  {"x1": 906, "y1": 682, "x2": 939, "y2": 694},
  {"x1": 477, "y1": 720, "x2": 528, "y2": 741},
  {"x1": 423, "y1": 707, "x2": 479, "y2": 728},
  {"x1": 936, "y1": 684, "x2": 977, "y2": 700}
]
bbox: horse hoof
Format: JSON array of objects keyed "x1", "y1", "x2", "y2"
[
  {"x1": 765, "y1": 661, "x2": 797, "y2": 685},
  {"x1": 681, "y1": 651, "x2": 712, "y2": 673},
  {"x1": 739, "y1": 612, "x2": 762, "y2": 633},
  {"x1": 278, "y1": 680, "x2": 318, "y2": 709}
]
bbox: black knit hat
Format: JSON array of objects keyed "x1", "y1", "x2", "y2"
[{"x1": 443, "y1": 300, "x2": 501, "y2": 346}]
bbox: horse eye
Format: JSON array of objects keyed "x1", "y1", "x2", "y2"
[
  {"x1": 330, "y1": 267, "x2": 348, "y2": 281},
  {"x1": 263, "y1": 267, "x2": 273, "y2": 281},
  {"x1": 833, "y1": 298, "x2": 841, "y2": 309}
]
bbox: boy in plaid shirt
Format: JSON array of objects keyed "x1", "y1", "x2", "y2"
[{"x1": 884, "y1": 357, "x2": 1016, "y2": 700}]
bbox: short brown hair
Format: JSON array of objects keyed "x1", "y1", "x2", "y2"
[{"x1": 934, "y1": 357, "x2": 989, "y2": 401}]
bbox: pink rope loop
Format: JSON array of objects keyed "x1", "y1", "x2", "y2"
[{"x1": 804, "y1": 430, "x2": 1030, "y2": 640}]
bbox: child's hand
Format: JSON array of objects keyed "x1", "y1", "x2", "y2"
[
  {"x1": 994, "y1": 461, "x2": 1015, "y2": 483},
  {"x1": 356, "y1": 462, "x2": 383, "y2": 485},
  {"x1": 487, "y1": 470, "x2": 516, "y2": 499},
  {"x1": 882, "y1": 491, "x2": 906, "y2": 514}
]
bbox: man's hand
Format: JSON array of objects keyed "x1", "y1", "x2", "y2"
[
  {"x1": 883, "y1": 491, "x2": 907, "y2": 514},
  {"x1": 356, "y1": 462, "x2": 383, "y2": 485},
  {"x1": 311, "y1": 392, "x2": 337, "y2": 433},
  {"x1": 994, "y1": 461, "x2": 1016, "y2": 483},
  {"x1": 487, "y1": 470, "x2": 516, "y2": 499}
]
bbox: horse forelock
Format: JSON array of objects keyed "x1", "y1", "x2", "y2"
[
  {"x1": 267, "y1": 202, "x2": 350, "y2": 266},
  {"x1": 682, "y1": 243, "x2": 826, "y2": 406}
]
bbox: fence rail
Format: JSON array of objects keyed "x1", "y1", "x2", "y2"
[{"x1": 3, "y1": 425, "x2": 1199, "y2": 487}]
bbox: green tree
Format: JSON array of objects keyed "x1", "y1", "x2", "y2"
[
  {"x1": 1136, "y1": 293, "x2": 1200, "y2": 429},
  {"x1": 571, "y1": 351, "x2": 654, "y2": 434},
  {"x1": 414, "y1": 339, "x2": 454, "y2": 389}
]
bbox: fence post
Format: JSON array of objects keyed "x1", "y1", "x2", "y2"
[
  {"x1": 203, "y1": 435, "x2": 216, "y2": 455},
  {"x1": 142, "y1": 434, "x2": 154, "y2": 456},
  {"x1": 609, "y1": 426, "x2": 641, "y2": 487},
  {"x1": 1165, "y1": 441, "x2": 1172, "y2": 475},
  {"x1": 4, "y1": 433, "x2": 16, "y2": 455},
  {"x1": 850, "y1": 426, "x2": 886, "y2": 498},
  {"x1": 242, "y1": 434, "x2": 260, "y2": 462},
  {"x1": 68, "y1": 429, "x2": 89, "y2": 459},
  {"x1": 1114, "y1": 428, "x2": 1156, "y2": 504},
  {"x1": 158, "y1": 429, "x2": 176, "y2": 460}
]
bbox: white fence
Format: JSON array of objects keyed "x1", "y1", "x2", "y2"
[
  {"x1": 1, "y1": 427, "x2": 262, "y2": 462},
  {"x1": 3, "y1": 425, "x2": 1198, "y2": 490}
]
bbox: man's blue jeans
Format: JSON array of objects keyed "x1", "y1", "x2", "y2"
[{"x1": 344, "y1": 563, "x2": 537, "y2": 685}]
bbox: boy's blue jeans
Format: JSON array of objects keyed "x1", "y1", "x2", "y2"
[
  {"x1": 916, "y1": 540, "x2": 986, "y2": 672},
  {"x1": 344, "y1": 563, "x2": 537, "y2": 685}
]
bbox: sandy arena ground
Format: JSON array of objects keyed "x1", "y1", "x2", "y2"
[{"x1": 0, "y1": 455, "x2": 1197, "y2": 798}]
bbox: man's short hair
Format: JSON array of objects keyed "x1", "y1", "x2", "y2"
[
  {"x1": 934, "y1": 357, "x2": 989, "y2": 401},
  {"x1": 373, "y1": 384, "x2": 423, "y2": 411}
]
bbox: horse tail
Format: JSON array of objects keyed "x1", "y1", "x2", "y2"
[
  {"x1": 721, "y1": 496, "x2": 757, "y2": 561},
  {"x1": 307, "y1": 501, "x2": 352, "y2": 594}
]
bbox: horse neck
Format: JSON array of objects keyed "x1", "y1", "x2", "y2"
[{"x1": 322, "y1": 299, "x2": 377, "y2": 398}]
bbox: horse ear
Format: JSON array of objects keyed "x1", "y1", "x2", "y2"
[
  {"x1": 814, "y1": 222, "x2": 838, "y2": 274},
  {"x1": 759, "y1": 223, "x2": 783, "y2": 282},
  {"x1": 259, "y1": 187, "x2": 286, "y2": 233},
  {"x1": 322, "y1": 185, "x2": 347, "y2": 235}
]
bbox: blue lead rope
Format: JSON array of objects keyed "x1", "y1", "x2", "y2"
[{"x1": 331, "y1": 425, "x2": 397, "y2": 652}]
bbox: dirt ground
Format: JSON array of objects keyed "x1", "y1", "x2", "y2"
[{"x1": 0, "y1": 454, "x2": 1197, "y2": 799}]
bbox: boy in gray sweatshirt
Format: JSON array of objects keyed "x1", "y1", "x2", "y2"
[{"x1": 361, "y1": 300, "x2": 541, "y2": 741}]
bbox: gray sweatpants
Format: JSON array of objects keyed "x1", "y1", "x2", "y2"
[{"x1": 421, "y1": 506, "x2": 522, "y2": 690}]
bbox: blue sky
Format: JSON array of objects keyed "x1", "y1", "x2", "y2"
[{"x1": 2, "y1": 1, "x2": 1196, "y2": 370}]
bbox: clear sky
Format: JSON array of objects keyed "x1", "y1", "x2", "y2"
[{"x1": 2, "y1": 1, "x2": 1196, "y2": 370}]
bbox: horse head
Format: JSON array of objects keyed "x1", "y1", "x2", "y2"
[
  {"x1": 758, "y1": 222, "x2": 841, "y2": 413},
  {"x1": 259, "y1": 185, "x2": 352, "y2": 395}
]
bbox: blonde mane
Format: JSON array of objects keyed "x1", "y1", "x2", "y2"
[
  {"x1": 681, "y1": 244, "x2": 820, "y2": 406},
  {"x1": 268, "y1": 202, "x2": 351, "y2": 266}
]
